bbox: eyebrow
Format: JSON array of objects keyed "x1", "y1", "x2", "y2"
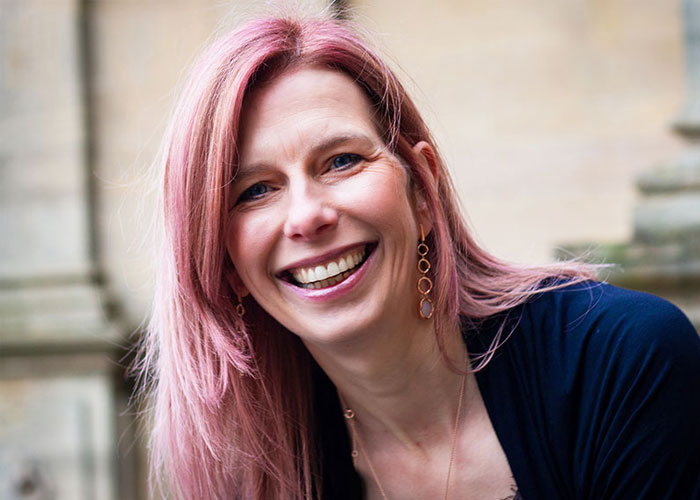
[{"x1": 234, "y1": 133, "x2": 376, "y2": 181}]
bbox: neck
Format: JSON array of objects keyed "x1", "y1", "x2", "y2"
[{"x1": 304, "y1": 318, "x2": 471, "y2": 452}]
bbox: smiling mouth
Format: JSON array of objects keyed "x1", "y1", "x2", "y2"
[{"x1": 282, "y1": 243, "x2": 375, "y2": 289}]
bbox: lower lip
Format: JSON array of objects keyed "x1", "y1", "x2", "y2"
[{"x1": 280, "y1": 248, "x2": 375, "y2": 302}]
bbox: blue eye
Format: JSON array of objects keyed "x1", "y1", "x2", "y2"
[
  {"x1": 237, "y1": 183, "x2": 270, "y2": 203},
  {"x1": 331, "y1": 153, "x2": 362, "y2": 170}
]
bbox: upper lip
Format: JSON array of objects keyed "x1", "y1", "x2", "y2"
[{"x1": 276, "y1": 241, "x2": 374, "y2": 276}]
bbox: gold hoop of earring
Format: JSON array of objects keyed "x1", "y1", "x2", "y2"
[
  {"x1": 235, "y1": 293, "x2": 247, "y2": 376},
  {"x1": 417, "y1": 224, "x2": 434, "y2": 319},
  {"x1": 235, "y1": 293, "x2": 246, "y2": 321}
]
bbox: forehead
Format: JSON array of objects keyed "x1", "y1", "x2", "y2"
[{"x1": 238, "y1": 67, "x2": 380, "y2": 158}]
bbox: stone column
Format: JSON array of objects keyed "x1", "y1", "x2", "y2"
[
  {"x1": 559, "y1": 0, "x2": 700, "y2": 329},
  {"x1": 0, "y1": 1, "x2": 125, "y2": 498}
]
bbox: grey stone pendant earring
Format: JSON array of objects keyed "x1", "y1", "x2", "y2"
[{"x1": 417, "y1": 224, "x2": 434, "y2": 319}]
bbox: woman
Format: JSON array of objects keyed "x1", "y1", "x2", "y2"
[{"x1": 138, "y1": 14, "x2": 700, "y2": 500}]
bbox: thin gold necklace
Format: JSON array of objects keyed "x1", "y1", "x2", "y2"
[{"x1": 341, "y1": 371, "x2": 468, "y2": 500}]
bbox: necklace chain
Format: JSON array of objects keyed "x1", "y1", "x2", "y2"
[{"x1": 341, "y1": 371, "x2": 468, "y2": 500}]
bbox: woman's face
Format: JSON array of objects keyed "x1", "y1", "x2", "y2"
[{"x1": 226, "y1": 67, "x2": 429, "y2": 348}]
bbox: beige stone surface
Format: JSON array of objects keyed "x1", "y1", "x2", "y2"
[
  {"x1": 90, "y1": 0, "x2": 233, "y2": 326},
  {"x1": 0, "y1": 373, "x2": 116, "y2": 500},
  {"x1": 0, "y1": 0, "x2": 92, "y2": 279}
]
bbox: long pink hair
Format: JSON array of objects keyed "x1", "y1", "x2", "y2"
[{"x1": 135, "y1": 14, "x2": 594, "y2": 500}]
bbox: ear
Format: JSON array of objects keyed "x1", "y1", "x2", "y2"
[
  {"x1": 411, "y1": 140, "x2": 439, "y2": 183},
  {"x1": 410, "y1": 140, "x2": 439, "y2": 236}
]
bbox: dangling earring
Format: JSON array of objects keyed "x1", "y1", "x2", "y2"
[
  {"x1": 235, "y1": 293, "x2": 247, "y2": 376},
  {"x1": 235, "y1": 293, "x2": 246, "y2": 322},
  {"x1": 417, "y1": 224, "x2": 434, "y2": 319}
]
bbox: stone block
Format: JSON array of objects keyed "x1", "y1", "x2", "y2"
[
  {"x1": 0, "y1": 372, "x2": 116, "y2": 500},
  {"x1": 633, "y1": 192, "x2": 700, "y2": 242}
]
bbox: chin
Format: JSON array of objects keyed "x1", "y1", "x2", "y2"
[{"x1": 292, "y1": 306, "x2": 403, "y2": 350}]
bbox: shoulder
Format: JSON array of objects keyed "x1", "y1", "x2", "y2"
[
  {"x1": 469, "y1": 281, "x2": 699, "y2": 380},
  {"x1": 518, "y1": 280, "x2": 700, "y2": 409},
  {"x1": 522, "y1": 280, "x2": 698, "y2": 362},
  {"x1": 519, "y1": 280, "x2": 700, "y2": 409},
  {"x1": 528, "y1": 280, "x2": 687, "y2": 326},
  {"x1": 468, "y1": 282, "x2": 700, "y2": 499},
  {"x1": 523, "y1": 282, "x2": 700, "y2": 498},
  {"x1": 487, "y1": 281, "x2": 700, "y2": 411}
]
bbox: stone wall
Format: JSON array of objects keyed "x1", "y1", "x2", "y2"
[{"x1": 0, "y1": 0, "x2": 689, "y2": 498}]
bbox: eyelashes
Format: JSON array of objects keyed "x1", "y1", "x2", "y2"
[
  {"x1": 331, "y1": 153, "x2": 362, "y2": 170},
  {"x1": 237, "y1": 183, "x2": 271, "y2": 203}
]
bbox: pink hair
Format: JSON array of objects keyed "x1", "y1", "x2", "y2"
[{"x1": 135, "y1": 14, "x2": 594, "y2": 500}]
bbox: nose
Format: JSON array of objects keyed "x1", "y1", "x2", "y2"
[{"x1": 283, "y1": 181, "x2": 338, "y2": 240}]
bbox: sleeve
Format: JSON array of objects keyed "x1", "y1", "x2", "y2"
[{"x1": 580, "y1": 297, "x2": 700, "y2": 500}]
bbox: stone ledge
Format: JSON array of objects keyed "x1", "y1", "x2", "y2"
[
  {"x1": 557, "y1": 241, "x2": 700, "y2": 281},
  {"x1": 0, "y1": 281, "x2": 123, "y2": 356}
]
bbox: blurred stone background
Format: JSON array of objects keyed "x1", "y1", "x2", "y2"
[{"x1": 1, "y1": 0, "x2": 697, "y2": 498}]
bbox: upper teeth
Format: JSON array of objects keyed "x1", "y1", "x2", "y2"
[{"x1": 291, "y1": 247, "x2": 366, "y2": 284}]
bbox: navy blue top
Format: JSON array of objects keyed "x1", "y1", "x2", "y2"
[{"x1": 314, "y1": 282, "x2": 700, "y2": 499}]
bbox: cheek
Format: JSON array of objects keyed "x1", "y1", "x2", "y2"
[
  {"x1": 226, "y1": 214, "x2": 277, "y2": 286},
  {"x1": 347, "y1": 165, "x2": 416, "y2": 229}
]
